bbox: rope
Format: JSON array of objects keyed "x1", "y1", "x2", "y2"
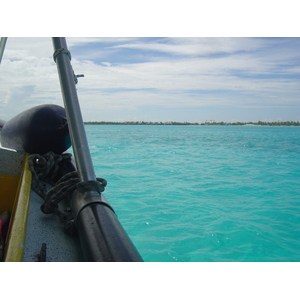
[
  {"x1": 53, "y1": 48, "x2": 71, "y2": 62},
  {"x1": 28, "y1": 152, "x2": 107, "y2": 231},
  {"x1": 28, "y1": 152, "x2": 72, "y2": 199},
  {"x1": 53, "y1": 47, "x2": 79, "y2": 85}
]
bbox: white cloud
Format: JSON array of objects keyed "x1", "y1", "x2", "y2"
[
  {"x1": 5, "y1": 38, "x2": 53, "y2": 58},
  {"x1": 0, "y1": 37, "x2": 299, "y2": 122},
  {"x1": 67, "y1": 37, "x2": 138, "y2": 46},
  {"x1": 72, "y1": 54, "x2": 299, "y2": 95},
  {"x1": 111, "y1": 37, "x2": 273, "y2": 56}
]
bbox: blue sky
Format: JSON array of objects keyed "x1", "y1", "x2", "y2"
[{"x1": 1, "y1": 37, "x2": 300, "y2": 123}]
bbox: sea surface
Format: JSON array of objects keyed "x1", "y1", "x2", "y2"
[{"x1": 84, "y1": 125, "x2": 300, "y2": 262}]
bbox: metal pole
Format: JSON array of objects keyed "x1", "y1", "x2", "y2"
[
  {"x1": 52, "y1": 37, "x2": 96, "y2": 182},
  {"x1": 52, "y1": 38, "x2": 143, "y2": 261},
  {"x1": 0, "y1": 37, "x2": 7, "y2": 65}
]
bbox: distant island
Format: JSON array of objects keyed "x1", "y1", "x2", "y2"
[{"x1": 84, "y1": 121, "x2": 300, "y2": 126}]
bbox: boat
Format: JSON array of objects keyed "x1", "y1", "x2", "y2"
[{"x1": 0, "y1": 37, "x2": 143, "y2": 262}]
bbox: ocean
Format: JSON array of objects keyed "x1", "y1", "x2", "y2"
[{"x1": 85, "y1": 125, "x2": 300, "y2": 262}]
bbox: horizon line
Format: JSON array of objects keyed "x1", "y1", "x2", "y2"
[{"x1": 83, "y1": 120, "x2": 300, "y2": 126}]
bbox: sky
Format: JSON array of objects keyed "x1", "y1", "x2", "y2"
[{"x1": 1, "y1": 36, "x2": 300, "y2": 123}]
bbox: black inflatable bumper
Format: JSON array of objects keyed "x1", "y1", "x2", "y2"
[{"x1": 1, "y1": 104, "x2": 71, "y2": 154}]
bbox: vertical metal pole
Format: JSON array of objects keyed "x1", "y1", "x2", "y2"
[
  {"x1": 0, "y1": 37, "x2": 7, "y2": 65},
  {"x1": 52, "y1": 38, "x2": 143, "y2": 261},
  {"x1": 52, "y1": 37, "x2": 96, "y2": 182}
]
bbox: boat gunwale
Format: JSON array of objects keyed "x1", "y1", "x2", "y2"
[{"x1": 4, "y1": 154, "x2": 32, "y2": 262}]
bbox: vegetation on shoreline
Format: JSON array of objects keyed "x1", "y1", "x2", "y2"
[
  {"x1": 84, "y1": 121, "x2": 300, "y2": 126},
  {"x1": 84, "y1": 121, "x2": 200, "y2": 125}
]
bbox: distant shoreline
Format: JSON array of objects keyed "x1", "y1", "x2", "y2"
[{"x1": 84, "y1": 121, "x2": 300, "y2": 126}]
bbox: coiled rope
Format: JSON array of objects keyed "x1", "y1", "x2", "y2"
[
  {"x1": 28, "y1": 152, "x2": 71, "y2": 199},
  {"x1": 28, "y1": 152, "x2": 107, "y2": 229}
]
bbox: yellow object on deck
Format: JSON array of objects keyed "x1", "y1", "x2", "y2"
[
  {"x1": 0, "y1": 154, "x2": 32, "y2": 262},
  {"x1": 0, "y1": 175, "x2": 20, "y2": 213}
]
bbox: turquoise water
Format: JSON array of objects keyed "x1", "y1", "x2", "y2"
[{"x1": 85, "y1": 125, "x2": 300, "y2": 262}]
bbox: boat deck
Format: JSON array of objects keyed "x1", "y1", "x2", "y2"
[
  {"x1": 0, "y1": 146, "x2": 84, "y2": 262},
  {"x1": 23, "y1": 188, "x2": 84, "y2": 262}
]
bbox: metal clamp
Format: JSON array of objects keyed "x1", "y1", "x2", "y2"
[{"x1": 70, "y1": 190, "x2": 115, "y2": 223}]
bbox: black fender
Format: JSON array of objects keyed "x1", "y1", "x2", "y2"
[
  {"x1": 1, "y1": 104, "x2": 71, "y2": 154},
  {"x1": 0, "y1": 119, "x2": 5, "y2": 130}
]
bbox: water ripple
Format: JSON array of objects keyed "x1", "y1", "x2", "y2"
[{"x1": 85, "y1": 125, "x2": 300, "y2": 261}]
